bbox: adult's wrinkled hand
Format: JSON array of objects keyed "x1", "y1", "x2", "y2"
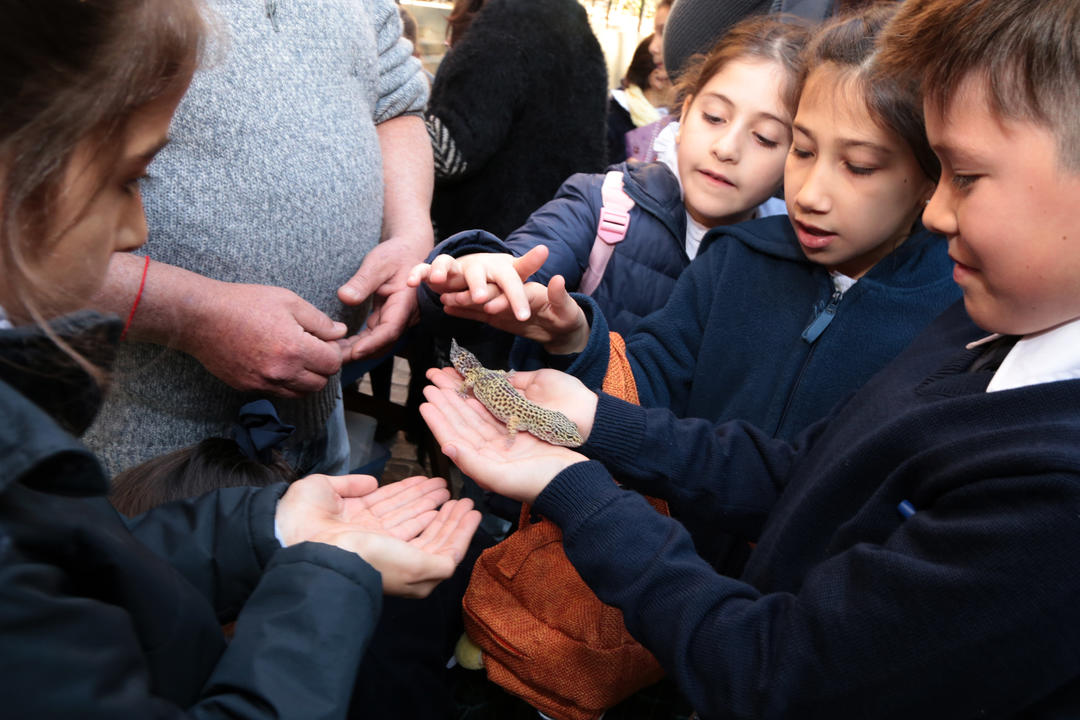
[
  {"x1": 178, "y1": 280, "x2": 348, "y2": 397},
  {"x1": 339, "y1": 236, "x2": 431, "y2": 361}
]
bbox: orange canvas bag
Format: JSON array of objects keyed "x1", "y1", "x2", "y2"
[{"x1": 461, "y1": 333, "x2": 669, "y2": 720}]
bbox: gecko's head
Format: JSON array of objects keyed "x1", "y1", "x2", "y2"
[
  {"x1": 547, "y1": 412, "x2": 585, "y2": 448},
  {"x1": 448, "y1": 338, "x2": 480, "y2": 372}
]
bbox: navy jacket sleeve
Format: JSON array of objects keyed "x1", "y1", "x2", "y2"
[
  {"x1": 0, "y1": 486, "x2": 382, "y2": 719},
  {"x1": 566, "y1": 245, "x2": 721, "y2": 413},
  {"x1": 534, "y1": 455, "x2": 1080, "y2": 719},
  {"x1": 582, "y1": 392, "x2": 799, "y2": 539}
]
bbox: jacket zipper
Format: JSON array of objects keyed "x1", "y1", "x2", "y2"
[
  {"x1": 774, "y1": 288, "x2": 843, "y2": 435},
  {"x1": 800, "y1": 288, "x2": 843, "y2": 343}
]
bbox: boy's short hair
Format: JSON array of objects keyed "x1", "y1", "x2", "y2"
[{"x1": 878, "y1": 0, "x2": 1080, "y2": 170}]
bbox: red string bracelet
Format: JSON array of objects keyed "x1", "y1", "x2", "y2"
[{"x1": 119, "y1": 255, "x2": 150, "y2": 341}]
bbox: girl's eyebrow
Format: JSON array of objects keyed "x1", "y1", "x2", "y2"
[
  {"x1": 702, "y1": 92, "x2": 787, "y2": 125},
  {"x1": 793, "y1": 124, "x2": 890, "y2": 154}
]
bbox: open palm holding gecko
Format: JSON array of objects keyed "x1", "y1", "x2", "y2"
[{"x1": 421, "y1": 367, "x2": 591, "y2": 503}]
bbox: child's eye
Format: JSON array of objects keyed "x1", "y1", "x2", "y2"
[
  {"x1": 790, "y1": 146, "x2": 812, "y2": 159},
  {"x1": 123, "y1": 173, "x2": 150, "y2": 195},
  {"x1": 950, "y1": 173, "x2": 980, "y2": 191},
  {"x1": 753, "y1": 133, "x2": 779, "y2": 149},
  {"x1": 845, "y1": 162, "x2": 876, "y2": 177},
  {"x1": 703, "y1": 112, "x2": 726, "y2": 125}
]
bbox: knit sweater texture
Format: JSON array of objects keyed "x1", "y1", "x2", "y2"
[
  {"x1": 426, "y1": 0, "x2": 609, "y2": 240},
  {"x1": 536, "y1": 301, "x2": 1080, "y2": 718},
  {"x1": 85, "y1": 0, "x2": 427, "y2": 474}
]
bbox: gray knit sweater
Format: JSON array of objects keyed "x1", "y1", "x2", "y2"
[{"x1": 85, "y1": 0, "x2": 428, "y2": 475}]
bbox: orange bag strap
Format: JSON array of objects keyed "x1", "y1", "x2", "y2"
[
  {"x1": 520, "y1": 331, "x2": 665, "y2": 522},
  {"x1": 601, "y1": 331, "x2": 638, "y2": 405}
]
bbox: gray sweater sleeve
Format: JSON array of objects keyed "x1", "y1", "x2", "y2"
[{"x1": 372, "y1": 0, "x2": 428, "y2": 122}]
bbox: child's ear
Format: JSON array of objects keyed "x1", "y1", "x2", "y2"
[{"x1": 676, "y1": 96, "x2": 693, "y2": 144}]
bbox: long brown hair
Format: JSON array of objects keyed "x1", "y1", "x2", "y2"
[
  {"x1": 674, "y1": 15, "x2": 812, "y2": 120},
  {"x1": 794, "y1": 2, "x2": 939, "y2": 181},
  {"x1": 0, "y1": 0, "x2": 206, "y2": 375}
]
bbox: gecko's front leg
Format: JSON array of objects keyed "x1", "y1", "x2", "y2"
[{"x1": 504, "y1": 415, "x2": 521, "y2": 447}]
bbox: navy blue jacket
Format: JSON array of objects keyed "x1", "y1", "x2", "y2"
[
  {"x1": 422, "y1": 160, "x2": 688, "y2": 337},
  {"x1": 537, "y1": 302, "x2": 1080, "y2": 718},
  {"x1": 566, "y1": 215, "x2": 961, "y2": 441},
  {"x1": 0, "y1": 313, "x2": 382, "y2": 718}
]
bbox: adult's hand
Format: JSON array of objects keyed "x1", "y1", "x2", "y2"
[
  {"x1": 177, "y1": 280, "x2": 348, "y2": 397},
  {"x1": 338, "y1": 235, "x2": 430, "y2": 361},
  {"x1": 426, "y1": 366, "x2": 598, "y2": 442},
  {"x1": 420, "y1": 381, "x2": 588, "y2": 504}
]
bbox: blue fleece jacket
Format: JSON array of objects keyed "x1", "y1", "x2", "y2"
[
  {"x1": 564, "y1": 215, "x2": 961, "y2": 441},
  {"x1": 535, "y1": 302, "x2": 1080, "y2": 719}
]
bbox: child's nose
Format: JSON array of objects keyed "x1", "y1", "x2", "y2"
[
  {"x1": 711, "y1": 128, "x2": 740, "y2": 163},
  {"x1": 921, "y1": 185, "x2": 955, "y2": 236},
  {"x1": 116, "y1": 198, "x2": 149, "y2": 253},
  {"x1": 793, "y1": 162, "x2": 831, "y2": 213}
]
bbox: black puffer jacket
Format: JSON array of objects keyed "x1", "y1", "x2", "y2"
[
  {"x1": 0, "y1": 312, "x2": 382, "y2": 719},
  {"x1": 427, "y1": 0, "x2": 609, "y2": 240}
]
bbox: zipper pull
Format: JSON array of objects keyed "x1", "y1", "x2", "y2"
[{"x1": 801, "y1": 289, "x2": 843, "y2": 343}]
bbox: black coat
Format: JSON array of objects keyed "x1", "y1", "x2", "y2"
[
  {"x1": 427, "y1": 0, "x2": 609, "y2": 239},
  {"x1": 0, "y1": 312, "x2": 382, "y2": 718}
]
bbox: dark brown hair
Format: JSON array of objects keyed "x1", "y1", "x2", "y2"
[
  {"x1": 674, "y1": 15, "x2": 812, "y2": 120},
  {"x1": 795, "y1": 3, "x2": 939, "y2": 180},
  {"x1": 110, "y1": 437, "x2": 296, "y2": 517},
  {"x1": 446, "y1": 0, "x2": 487, "y2": 48},
  {"x1": 624, "y1": 34, "x2": 660, "y2": 91},
  {"x1": 0, "y1": 0, "x2": 205, "y2": 374},
  {"x1": 399, "y1": 5, "x2": 419, "y2": 49},
  {"x1": 878, "y1": 0, "x2": 1080, "y2": 171}
]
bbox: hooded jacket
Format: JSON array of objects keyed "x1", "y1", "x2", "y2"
[
  {"x1": 0, "y1": 312, "x2": 381, "y2": 718},
  {"x1": 565, "y1": 215, "x2": 961, "y2": 441}
]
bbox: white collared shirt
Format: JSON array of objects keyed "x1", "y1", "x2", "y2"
[{"x1": 967, "y1": 316, "x2": 1080, "y2": 392}]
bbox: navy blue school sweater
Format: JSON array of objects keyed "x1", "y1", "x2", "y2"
[
  {"x1": 534, "y1": 301, "x2": 1080, "y2": 719},
  {"x1": 564, "y1": 215, "x2": 961, "y2": 442}
]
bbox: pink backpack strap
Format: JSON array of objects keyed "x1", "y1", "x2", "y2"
[{"x1": 580, "y1": 170, "x2": 635, "y2": 295}]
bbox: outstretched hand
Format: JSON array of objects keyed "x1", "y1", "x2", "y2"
[
  {"x1": 338, "y1": 235, "x2": 432, "y2": 361},
  {"x1": 276, "y1": 474, "x2": 480, "y2": 597},
  {"x1": 408, "y1": 246, "x2": 549, "y2": 322},
  {"x1": 420, "y1": 371, "x2": 589, "y2": 504}
]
